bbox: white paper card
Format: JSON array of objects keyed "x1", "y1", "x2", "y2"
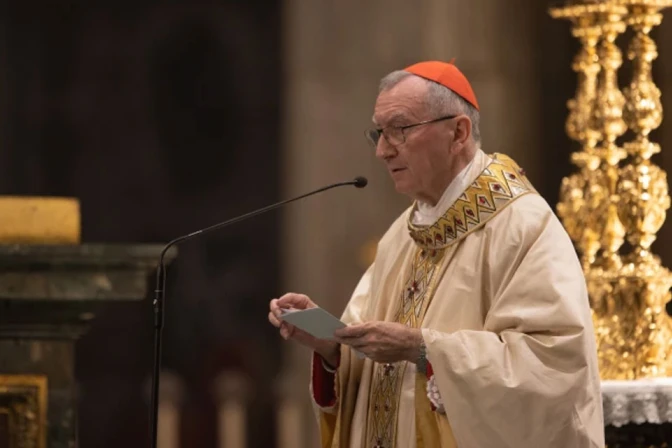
[{"x1": 280, "y1": 307, "x2": 346, "y2": 340}]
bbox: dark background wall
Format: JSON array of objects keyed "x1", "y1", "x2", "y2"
[{"x1": 0, "y1": 1, "x2": 282, "y2": 447}]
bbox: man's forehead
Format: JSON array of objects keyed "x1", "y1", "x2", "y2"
[
  {"x1": 373, "y1": 99, "x2": 425, "y2": 125},
  {"x1": 372, "y1": 110, "x2": 412, "y2": 125},
  {"x1": 373, "y1": 78, "x2": 428, "y2": 124}
]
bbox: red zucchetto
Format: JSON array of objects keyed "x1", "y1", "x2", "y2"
[{"x1": 404, "y1": 60, "x2": 479, "y2": 111}]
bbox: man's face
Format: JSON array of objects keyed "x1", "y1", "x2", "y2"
[{"x1": 372, "y1": 77, "x2": 460, "y2": 204}]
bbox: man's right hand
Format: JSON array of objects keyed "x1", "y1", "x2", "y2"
[{"x1": 268, "y1": 293, "x2": 340, "y2": 368}]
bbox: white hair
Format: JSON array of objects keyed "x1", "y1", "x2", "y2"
[{"x1": 378, "y1": 70, "x2": 481, "y2": 144}]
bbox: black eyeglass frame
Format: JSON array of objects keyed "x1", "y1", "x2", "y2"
[{"x1": 365, "y1": 114, "x2": 457, "y2": 147}]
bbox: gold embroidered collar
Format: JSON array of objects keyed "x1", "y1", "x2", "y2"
[{"x1": 407, "y1": 153, "x2": 536, "y2": 250}]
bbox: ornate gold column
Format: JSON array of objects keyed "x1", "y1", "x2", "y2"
[
  {"x1": 552, "y1": 4, "x2": 604, "y2": 270},
  {"x1": 551, "y1": 0, "x2": 672, "y2": 380},
  {"x1": 613, "y1": 0, "x2": 672, "y2": 379}
]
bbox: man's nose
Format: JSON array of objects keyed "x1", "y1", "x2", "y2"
[{"x1": 375, "y1": 137, "x2": 397, "y2": 160}]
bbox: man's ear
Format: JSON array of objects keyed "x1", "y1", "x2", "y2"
[
  {"x1": 447, "y1": 116, "x2": 471, "y2": 154},
  {"x1": 453, "y1": 116, "x2": 472, "y2": 146}
]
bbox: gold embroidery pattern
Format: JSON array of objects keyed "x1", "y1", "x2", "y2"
[
  {"x1": 407, "y1": 153, "x2": 536, "y2": 250},
  {"x1": 395, "y1": 248, "x2": 447, "y2": 328},
  {"x1": 367, "y1": 248, "x2": 447, "y2": 448}
]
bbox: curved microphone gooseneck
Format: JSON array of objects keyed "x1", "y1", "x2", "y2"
[{"x1": 149, "y1": 176, "x2": 368, "y2": 448}]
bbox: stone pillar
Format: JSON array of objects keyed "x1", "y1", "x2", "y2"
[
  {"x1": 281, "y1": 1, "x2": 545, "y2": 445},
  {"x1": 0, "y1": 244, "x2": 175, "y2": 448}
]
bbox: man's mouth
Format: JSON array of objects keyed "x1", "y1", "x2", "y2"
[{"x1": 391, "y1": 168, "x2": 406, "y2": 173}]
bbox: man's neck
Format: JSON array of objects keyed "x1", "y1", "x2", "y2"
[
  {"x1": 422, "y1": 148, "x2": 477, "y2": 206},
  {"x1": 412, "y1": 147, "x2": 486, "y2": 227}
]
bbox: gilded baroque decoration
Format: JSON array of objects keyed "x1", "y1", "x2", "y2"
[
  {"x1": 0, "y1": 375, "x2": 48, "y2": 448},
  {"x1": 550, "y1": 0, "x2": 672, "y2": 380}
]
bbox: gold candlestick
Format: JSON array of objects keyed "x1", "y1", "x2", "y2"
[
  {"x1": 582, "y1": 2, "x2": 631, "y2": 380},
  {"x1": 590, "y1": 4, "x2": 628, "y2": 273},
  {"x1": 610, "y1": 0, "x2": 672, "y2": 379},
  {"x1": 551, "y1": 0, "x2": 672, "y2": 380},
  {"x1": 618, "y1": 0, "x2": 670, "y2": 263},
  {"x1": 552, "y1": 4, "x2": 603, "y2": 270}
]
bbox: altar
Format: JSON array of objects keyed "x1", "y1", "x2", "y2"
[
  {"x1": 0, "y1": 197, "x2": 175, "y2": 448},
  {"x1": 603, "y1": 379, "x2": 672, "y2": 447},
  {"x1": 0, "y1": 243, "x2": 175, "y2": 448}
]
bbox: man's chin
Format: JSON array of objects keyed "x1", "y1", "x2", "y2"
[{"x1": 392, "y1": 180, "x2": 415, "y2": 198}]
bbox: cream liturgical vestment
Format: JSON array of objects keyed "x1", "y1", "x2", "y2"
[{"x1": 309, "y1": 151, "x2": 605, "y2": 448}]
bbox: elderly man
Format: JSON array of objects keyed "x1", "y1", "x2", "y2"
[{"x1": 268, "y1": 60, "x2": 604, "y2": 448}]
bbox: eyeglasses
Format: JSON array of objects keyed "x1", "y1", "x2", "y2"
[{"x1": 364, "y1": 115, "x2": 457, "y2": 148}]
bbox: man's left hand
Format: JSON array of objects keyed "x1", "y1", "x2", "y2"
[{"x1": 333, "y1": 322, "x2": 423, "y2": 364}]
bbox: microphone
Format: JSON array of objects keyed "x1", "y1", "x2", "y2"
[
  {"x1": 148, "y1": 176, "x2": 368, "y2": 448},
  {"x1": 353, "y1": 176, "x2": 367, "y2": 188}
]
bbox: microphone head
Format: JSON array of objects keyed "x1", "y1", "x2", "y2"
[{"x1": 353, "y1": 176, "x2": 368, "y2": 188}]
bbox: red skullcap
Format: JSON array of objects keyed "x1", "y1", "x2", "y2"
[{"x1": 404, "y1": 60, "x2": 479, "y2": 111}]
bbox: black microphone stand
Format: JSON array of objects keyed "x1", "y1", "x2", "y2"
[{"x1": 148, "y1": 177, "x2": 367, "y2": 448}]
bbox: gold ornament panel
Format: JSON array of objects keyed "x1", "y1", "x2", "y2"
[
  {"x1": 0, "y1": 375, "x2": 47, "y2": 448},
  {"x1": 550, "y1": 0, "x2": 672, "y2": 380}
]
